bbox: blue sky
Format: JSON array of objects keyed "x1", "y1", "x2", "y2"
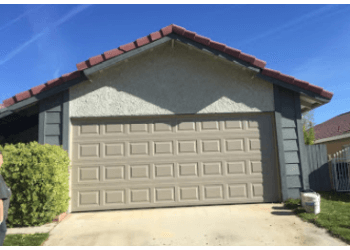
[{"x1": 1, "y1": 4, "x2": 350, "y2": 126}]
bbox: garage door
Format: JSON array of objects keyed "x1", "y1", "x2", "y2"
[{"x1": 71, "y1": 113, "x2": 280, "y2": 212}]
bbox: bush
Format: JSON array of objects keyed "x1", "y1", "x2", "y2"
[{"x1": 0, "y1": 141, "x2": 70, "y2": 227}]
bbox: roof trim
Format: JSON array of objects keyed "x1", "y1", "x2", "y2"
[
  {"x1": 257, "y1": 74, "x2": 331, "y2": 104},
  {"x1": 314, "y1": 132, "x2": 350, "y2": 144}
]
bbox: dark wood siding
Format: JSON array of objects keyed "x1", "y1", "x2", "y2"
[
  {"x1": 38, "y1": 90, "x2": 69, "y2": 153},
  {"x1": 273, "y1": 85, "x2": 309, "y2": 200}
]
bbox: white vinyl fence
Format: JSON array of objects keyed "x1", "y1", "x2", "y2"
[{"x1": 328, "y1": 147, "x2": 350, "y2": 192}]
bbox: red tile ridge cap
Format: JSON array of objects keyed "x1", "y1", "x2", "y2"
[{"x1": 76, "y1": 24, "x2": 267, "y2": 71}]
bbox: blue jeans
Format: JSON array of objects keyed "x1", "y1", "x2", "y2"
[{"x1": 0, "y1": 220, "x2": 6, "y2": 246}]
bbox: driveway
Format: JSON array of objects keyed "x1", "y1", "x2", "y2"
[{"x1": 42, "y1": 203, "x2": 348, "y2": 246}]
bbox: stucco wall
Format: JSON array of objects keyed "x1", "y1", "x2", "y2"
[
  {"x1": 323, "y1": 137, "x2": 350, "y2": 156},
  {"x1": 69, "y1": 40, "x2": 274, "y2": 118}
]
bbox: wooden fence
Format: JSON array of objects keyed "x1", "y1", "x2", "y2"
[{"x1": 305, "y1": 144, "x2": 332, "y2": 191}]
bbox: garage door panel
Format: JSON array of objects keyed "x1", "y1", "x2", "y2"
[
  {"x1": 72, "y1": 158, "x2": 270, "y2": 185},
  {"x1": 73, "y1": 172, "x2": 270, "y2": 187},
  {"x1": 73, "y1": 130, "x2": 261, "y2": 142},
  {"x1": 73, "y1": 181, "x2": 272, "y2": 211},
  {"x1": 72, "y1": 153, "x2": 264, "y2": 167},
  {"x1": 155, "y1": 187, "x2": 176, "y2": 202},
  {"x1": 176, "y1": 120, "x2": 197, "y2": 132},
  {"x1": 204, "y1": 185, "x2": 224, "y2": 200},
  {"x1": 155, "y1": 163, "x2": 174, "y2": 178},
  {"x1": 202, "y1": 162, "x2": 222, "y2": 176},
  {"x1": 73, "y1": 138, "x2": 265, "y2": 162},
  {"x1": 72, "y1": 183, "x2": 273, "y2": 212},
  {"x1": 228, "y1": 183, "x2": 248, "y2": 199},
  {"x1": 130, "y1": 188, "x2": 151, "y2": 203},
  {"x1": 71, "y1": 114, "x2": 280, "y2": 212}
]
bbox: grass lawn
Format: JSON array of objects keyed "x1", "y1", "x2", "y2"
[
  {"x1": 3, "y1": 233, "x2": 50, "y2": 246},
  {"x1": 284, "y1": 190, "x2": 350, "y2": 245}
]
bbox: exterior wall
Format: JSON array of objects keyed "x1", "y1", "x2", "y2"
[
  {"x1": 273, "y1": 85, "x2": 309, "y2": 200},
  {"x1": 38, "y1": 90, "x2": 69, "y2": 152},
  {"x1": 322, "y1": 137, "x2": 350, "y2": 156},
  {"x1": 69, "y1": 41, "x2": 274, "y2": 118}
]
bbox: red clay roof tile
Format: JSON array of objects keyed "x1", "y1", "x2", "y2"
[
  {"x1": 47, "y1": 77, "x2": 64, "y2": 88},
  {"x1": 15, "y1": 90, "x2": 32, "y2": 102},
  {"x1": 307, "y1": 83, "x2": 323, "y2": 95},
  {"x1": 252, "y1": 59, "x2": 266, "y2": 68},
  {"x1": 193, "y1": 34, "x2": 211, "y2": 46},
  {"x1": 62, "y1": 71, "x2": 81, "y2": 82},
  {"x1": 3, "y1": 97, "x2": 16, "y2": 107},
  {"x1": 183, "y1": 30, "x2": 196, "y2": 40},
  {"x1": 239, "y1": 52, "x2": 255, "y2": 64},
  {"x1": 103, "y1": 48, "x2": 124, "y2": 60},
  {"x1": 224, "y1": 47, "x2": 241, "y2": 58},
  {"x1": 277, "y1": 73, "x2": 295, "y2": 84},
  {"x1": 261, "y1": 68, "x2": 281, "y2": 78},
  {"x1": 136, "y1": 36, "x2": 151, "y2": 47},
  {"x1": 149, "y1": 31, "x2": 162, "y2": 41},
  {"x1": 89, "y1": 55, "x2": 104, "y2": 67},
  {"x1": 119, "y1": 42, "x2": 136, "y2": 52},
  {"x1": 172, "y1": 24, "x2": 186, "y2": 36},
  {"x1": 320, "y1": 90, "x2": 333, "y2": 99},
  {"x1": 76, "y1": 61, "x2": 89, "y2": 71},
  {"x1": 293, "y1": 79, "x2": 309, "y2": 89},
  {"x1": 209, "y1": 41, "x2": 226, "y2": 52},
  {"x1": 161, "y1": 24, "x2": 174, "y2": 36},
  {"x1": 30, "y1": 84, "x2": 47, "y2": 96}
]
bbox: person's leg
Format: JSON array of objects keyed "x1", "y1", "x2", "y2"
[{"x1": 0, "y1": 221, "x2": 7, "y2": 246}]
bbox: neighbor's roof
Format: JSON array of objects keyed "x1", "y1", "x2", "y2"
[
  {"x1": 313, "y1": 111, "x2": 350, "y2": 140},
  {"x1": 1, "y1": 24, "x2": 334, "y2": 109}
]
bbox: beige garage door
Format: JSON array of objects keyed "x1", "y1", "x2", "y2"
[{"x1": 71, "y1": 113, "x2": 280, "y2": 212}]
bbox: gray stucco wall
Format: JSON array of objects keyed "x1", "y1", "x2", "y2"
[
  {"x1": 69, "y1": 40, "x2": 274, "y2": 117},
  {"x1": 273, "y1": 85, "x2": 308, "y2": 200}
]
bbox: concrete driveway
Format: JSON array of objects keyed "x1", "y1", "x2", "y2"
[{"x1": 42, "y1": 203, "x2": 348, "y2": 246}]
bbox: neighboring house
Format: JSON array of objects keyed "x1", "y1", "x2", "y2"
[
  {"x1": 313, "y1": 111, "x2": 350, "y2": 156},
  {"x1": 0, "y1": 24, "x2": 333, "y2": 214}
]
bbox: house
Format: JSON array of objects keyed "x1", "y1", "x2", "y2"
[
  {"x1": 313, "y1": 111, "x2": 350, "y2": 156},
  {"x1": 0, "y1": 24, "x2": 333, "y2": 214}
]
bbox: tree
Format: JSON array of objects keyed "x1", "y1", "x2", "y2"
[{"x1": 302, "y1": 110, "x2": 315, "y2": 145}]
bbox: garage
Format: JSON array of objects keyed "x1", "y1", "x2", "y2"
[
  {"x1": 0, "y1": 24, "x2": 334, "y2": 215},
  {"x1": 70, "y1": 113, "x2": 280, "y2": 212}
]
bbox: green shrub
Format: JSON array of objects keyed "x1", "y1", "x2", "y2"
[
  {"x1": 303, "y1": 122, "x2": 315, "y2": 145},
  {"x1": 0, "y1": 141, "x2": 70, "y2": 228}
]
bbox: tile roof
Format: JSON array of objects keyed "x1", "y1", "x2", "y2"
[
  {"x1": 1, "y1": 24, "x2": 334, "y2": 110},
  {"x1": 313, "y1": 111, "x2": 350, "y2": 140}
]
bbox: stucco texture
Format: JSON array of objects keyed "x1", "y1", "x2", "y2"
[{"x1": 69, "y1": 40, "x2": 274, "y2": 118}]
